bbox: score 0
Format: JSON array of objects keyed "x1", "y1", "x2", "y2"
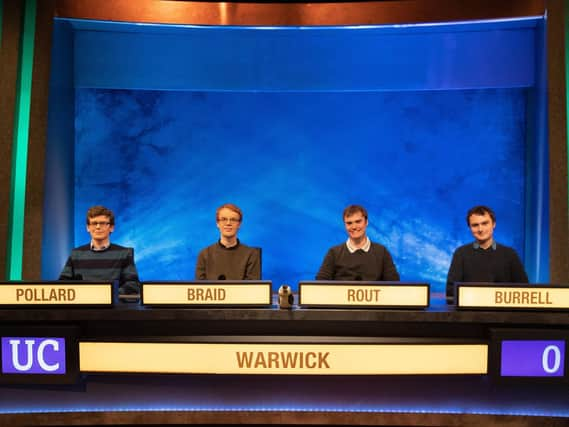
[{"x1": 501, "y1": 340, "x2": 565, "y2": 377}]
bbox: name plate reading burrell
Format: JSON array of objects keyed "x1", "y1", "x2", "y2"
[
  {"x1": 0, "y1": 282, "x2": 112, "y2": 306},
  {"x1": 457, "y1": 284, "x2": 569, "y2": 310},
  {"x1": 142, "y1": 281, "x2": 272, "y2": 306},
  {"x1": 80, "y1": 341, "x2": 487, "y2": 375},
  {"x1": 299, "y1": 281, "x2": 429, "y2": 308}
]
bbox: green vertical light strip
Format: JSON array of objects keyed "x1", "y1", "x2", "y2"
[{"x1": 7, "y1": 0, "x2": 36, "y2": 280}]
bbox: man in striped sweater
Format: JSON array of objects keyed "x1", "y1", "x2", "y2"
[{"x1": 59, "y1": 206, "x2": 140, "y2": 295}]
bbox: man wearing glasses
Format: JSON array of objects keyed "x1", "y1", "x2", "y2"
[
  {"x1": 195, "y1": 203, "x2": 261, "y2": 280},
  {"x1": 316, "y1": 205, "x2": 399, "y2": 281},
  {"x1": 59, "y1": 205, "x2": 140, "y2": 295}
]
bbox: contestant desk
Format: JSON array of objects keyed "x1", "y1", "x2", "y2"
[{"x1": 1, "y1": 298, "x2": 569, "y2": 426}]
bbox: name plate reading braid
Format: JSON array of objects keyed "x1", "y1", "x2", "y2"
[
  {"x1": 142, "y1": 282, "x2": 271, "y2": 305},
  {"x1": 80, "y1": 342, "x2": 487, "y2": 375},
  {"x1": 457, "y1": 285, "x2": 569, "y2": 309},
  {"x1": 0, "y1": 283, "x2": 112, "y2": 305},
  {"x1": 299, "y1": 282, "x2": 429, "y2": 307}
]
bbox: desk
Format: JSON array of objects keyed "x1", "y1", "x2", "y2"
[{"x1": 1, "y1": 298, "x2": 569, "y2": 426}]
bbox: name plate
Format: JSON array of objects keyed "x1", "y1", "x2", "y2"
[
  {"x1": 142, "y1": 281, "x2": 272, "y2": 306},
  {"x1": 299, "y1": 281, "x2": 429, "y2": 308},
  {"x1": 456, "y1": 284, "x2": 569, "y2": 309},
  {"x1": 80, "y1": 341, "x2": 487, "y2": 375},
  {"x1": 0, "y1": 282, "x2": 113, "y2": 306}
]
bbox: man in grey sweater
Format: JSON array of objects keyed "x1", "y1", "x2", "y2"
[
  {"x1": 316, "y1": 205, "x2": 399, "y2": 282},
  {"x1": 195, "y1": 203, "x2": 261, "y2": 280}
]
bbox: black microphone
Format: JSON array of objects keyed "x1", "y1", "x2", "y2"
[{"x1": 218, "y1": 274, "x2": 226, "y2": 280}]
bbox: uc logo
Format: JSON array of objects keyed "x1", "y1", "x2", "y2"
[{"x1": 1, "y1": 337, "x2": 66, "y2": 374}]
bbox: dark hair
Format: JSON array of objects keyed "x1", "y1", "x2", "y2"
[
  {"x1": 466, "y1": 205, "x2": 496, "y2": 226},
  {"x1": 86, "y1": 205, "x2": 115, "y2": 225},
  {"x1": 343, "y1": 205, "x2": 368, "y2": 221},
  {"x1": 216, "y1": 203, "x2": 243, "y2": 222}
]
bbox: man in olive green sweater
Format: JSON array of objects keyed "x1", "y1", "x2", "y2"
[{"x1": 195, "y1": 203, "x2": 260, "y2": 280}]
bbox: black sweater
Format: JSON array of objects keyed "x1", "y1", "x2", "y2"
[
  {"x1": 446, "y1": 242, "x2": 528, "y2": 299},
  {"x1": 316, "y1": 242, "x2": 400, "y2": 281}
]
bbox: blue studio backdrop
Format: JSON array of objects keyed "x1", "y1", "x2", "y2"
[{"x1": 43, "y1": 17, "x2": 549, "y2": 292}]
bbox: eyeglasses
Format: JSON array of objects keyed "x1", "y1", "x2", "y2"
[
  {"x1": 89, "y1": 221, "x2": 111, "y2": 228},
  {"x1": 217, "y1": 217, "x2": 240, "y2": 224}
]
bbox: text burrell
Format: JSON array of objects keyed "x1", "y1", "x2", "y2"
[{"x1": 495, "y1": 290, "x2": 552, "y2": 305}]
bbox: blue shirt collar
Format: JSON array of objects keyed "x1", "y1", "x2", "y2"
[{"x1": 473, "y1": 240, "x2": 496, "y2": 250}]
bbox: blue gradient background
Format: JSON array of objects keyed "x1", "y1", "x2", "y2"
[{"x1": 74, "y1": 88, "x2": 526, "y2": 291}]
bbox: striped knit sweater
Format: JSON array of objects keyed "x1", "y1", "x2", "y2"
[{"x1": 59, "y1": 243, "x2": 140, "y2": 295}]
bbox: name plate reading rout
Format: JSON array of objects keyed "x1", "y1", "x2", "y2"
[
  {"x1": 299, "y1": 282, "x2": 429, "y2": 307},
  {"x1": 457, "y1": 285, "x2": 569, "y2": 309},
  {"x1": 142, "y1": 282, "x2": 271, "y2": 306},
  {"x1": 0, "y1": 283, "x2": 112, "y2": 305},
  {"x1": 79, "y1": 342, "x2": 487, "y2": 375}
]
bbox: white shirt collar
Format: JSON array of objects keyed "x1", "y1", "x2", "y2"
[
  {"x1": 346, "y1": 236, "x2": 371, "y2": 253},
  {"x1": 90, "y1": 241, "x2": 110, "y2": 252}
]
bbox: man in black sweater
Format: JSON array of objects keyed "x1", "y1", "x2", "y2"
[
  {"x1": 59, "y1": 206, "x2": 140, "y2": 295},
  {"x1": 316, "y1": 205, "x2": 399, "y2": 281},
  {"x1": 195, "y1": 203, "x2": 261, "y2": 280},
  {"x1": 446, "y1": 205, "x2": 528, "y2": 302}
]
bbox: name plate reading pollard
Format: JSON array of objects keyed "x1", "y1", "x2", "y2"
[
  {"x1": 457, "y1": 284, "x2": 569, "y2": 309},
  {"x1": 80, "y1": 341, "x2": 487, "y2": 375},
  {"x1": 299, "y1": 281, "x2": 429, "y2": 308},
  {"x1": 142, "y1": 281, "x2": 272, "y2": 306},
  {"x1": 0, "y1": 282, "x2": 112, "y2": 306}
]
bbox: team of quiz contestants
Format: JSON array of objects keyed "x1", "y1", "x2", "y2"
[{"x1": 59, "y1": 203, "x2": 529, "y2": 301}]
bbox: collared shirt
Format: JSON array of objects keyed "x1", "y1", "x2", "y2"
[
  {"x1": 472, "y1": 240, "x2": 497, "y2": 251},
  {"x1": 218, "y1": 239, "x2": 240, "y2": 250},
  {"x1": 90, "y1": 241, "x2": 111, "y2": 252},
  {"x1": 346, "y1": 236, "x2": 371, "y2": 253}
]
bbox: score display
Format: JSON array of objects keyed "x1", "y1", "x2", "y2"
[
  {"x1": 491, "y1": 329, "x2": 569, "y2": 381},
  {"x1": 500, "y1": 340, "x2": 565, "y2": 377}
]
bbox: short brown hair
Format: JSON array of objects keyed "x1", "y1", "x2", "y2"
[
  {"x1": 466, "y1": 205, "x2": 496, "y2": 226},
  {"x1": 216, "y1": 203, "x2": 243, "y2": 222},
  {"x1": 343, "y1": 205, "x2": 368, "y2": 221},
  {"x1": 86, "y1": 205, "x2": 115, "y2": 225}
]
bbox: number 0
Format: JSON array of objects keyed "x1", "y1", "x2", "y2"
[{"x1": 542, "y1": 345, "x2": 561, "y2": 373}]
